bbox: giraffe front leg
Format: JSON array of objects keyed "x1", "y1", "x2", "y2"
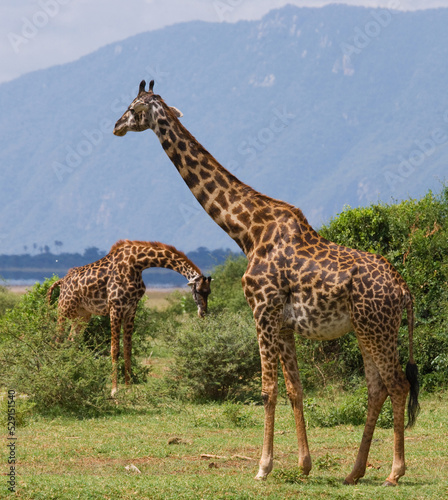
[
  {"x1": 110, "y1": 309, "x2": 122, "y2": 398},
  {"x1": 256, "y1": 365, "x2": 278, "y2": 480},
  {"x1": 242, "y1": 271, "x2": 286, "y2": 481},
  {"x1": 255, "y1": 331, "x2": 280, "y2": 480},
  {"x1": 279, "y1": 331, "x2": 312, "y2": 475}
]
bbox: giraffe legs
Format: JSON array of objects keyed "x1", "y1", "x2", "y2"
[
  {"x1": 279, "y1": 331, "x2": 312, "y2": 475},
  {"x1": 382, "y1": 362, "x2": 409, "y2": 486},
  {"x1": 255, "y1": 349, "x2": 278, "y2": 480},
  {"x1": 345, "y1": 334, "x2": 410, "y2": 486},
  {"x1": 110, "y1": 309, "x2": 122, "y2": 398},
  {"x1": 68, "y1": 312, "x2": 91, "y2": 341},
  {"x1": 122, "y1": 308, "x2": 137, "y2": 388},
  {"x1": 344, "y1": 345, "x2": 388, "y2": 485}
]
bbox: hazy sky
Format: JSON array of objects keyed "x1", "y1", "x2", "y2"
[{"x1": 1, "y1": 0, "x2": 446, "y2": 84}]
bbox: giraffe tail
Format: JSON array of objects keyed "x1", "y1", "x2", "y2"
[
  {"x1": 47, "y1": 279, "x2": 62, "y2": 305},
  {"x1": 405, "y1": 294, "x2": 420, "y2": 429}
]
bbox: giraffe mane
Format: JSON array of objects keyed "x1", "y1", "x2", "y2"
[{"x1": 108, "y1": 240, "x2": 202, "y2": 275}]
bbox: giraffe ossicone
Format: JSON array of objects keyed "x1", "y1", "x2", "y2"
[
  {"x1": 114, "y1": 81, "x2": 420, "y2": 486},
  {"x1": 48, "y1": 239, "x2": 211, "y2": 396}
]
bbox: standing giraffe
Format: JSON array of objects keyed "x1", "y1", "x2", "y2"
[
  {"x1": 48, "y1": 239, "x2": 212, "y2": 396},
  {"x1": 113, "y1": 81, "x2": 419, "y2": 486}
]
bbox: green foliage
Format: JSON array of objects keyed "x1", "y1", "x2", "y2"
[
  {"x1": 0, "y1": 277, "x2": 157, "y2": 416},
  {"x1": 313, "y1": 453, "x2": 340, "y2": 471},
  {"x1": 319, "y1": 187, "x2": 448, "y2": 390},
  {"x1": 0, "y1": 394, "x2": 36, "y2": 428},
  {"x1": 165, "y1": 312, "x2": 260, "y2": 401},
  {"x1": 294, "y1": 333, "x2": 364, "y2": 392},
  {"x1": 304, "y1": 386, "x2": 394, "y2": 429},
  {"x1": 272, "y1": 467, "x2": 307, "y2": 484},
  {"x1": 208, "y1": 255, "x2": 250, "y2": 315},
  {"x1": 0, "y1": 281, "x2": 20, "y2": 316},
  {"x1": 143, "y1": 255, "x2": 259, "y2": 403},
  {"x1": 0, "y1": 278, "x2": 113, "y2": 417},
  {"x1": 222, "y1": 401, "x2": 257, "y2": 428}
]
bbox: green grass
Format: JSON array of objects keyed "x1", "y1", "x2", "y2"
[{"x1": 5, "y1": 392, "x2": 448, "y2": 499}]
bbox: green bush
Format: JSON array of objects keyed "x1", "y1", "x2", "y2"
[
  {"x1": 304, "y1": 386, "x2": 393, "y2": 429},
  {"x1": 0, "y1": 282, "x2": 20, "y2": 316},
  {"x1": 208, "y1": 255, "x2": 250, "y2": 314},
  {"x1": 0, "y1": 278, "x2": 157, "y2": 416},
  {"x1": 319, "y1": 187, "x2": 448, "y2": 390},
  {"x1": 165, "y1": 312, "x2": 260, "y2": 401},
  {"x1": 0, "y1": 278, "x2": 112, "y2": 416}
]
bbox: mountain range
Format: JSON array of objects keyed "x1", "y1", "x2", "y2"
[{"x1": 1, "y1": 4, "x2": 448, "y2": 256}]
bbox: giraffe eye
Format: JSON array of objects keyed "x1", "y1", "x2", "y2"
[{"x1": 133, "y1": 101, "x2": 148, "y2": 113}]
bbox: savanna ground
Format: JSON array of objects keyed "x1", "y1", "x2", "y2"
[
  {"x1": 2, "y1": 289, "x2": 447, "y2": 500},
  {"x1": 3, "y1": 388, "x2": 448, "y2": 499}
]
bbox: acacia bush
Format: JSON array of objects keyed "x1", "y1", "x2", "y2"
[
  {"x1": 0, "y1": 277, "x2": 155, "y2": 416},
  {"x1": 0, "y1": 279, "x2": 112, "y2": 416},
  {"x1": 164, "y1": 312, "x2": 260, "y2": 401}
]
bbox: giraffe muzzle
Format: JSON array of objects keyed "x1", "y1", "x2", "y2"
[{"x1": 113, "y1": 122, "x2": 128, "y2": 137}]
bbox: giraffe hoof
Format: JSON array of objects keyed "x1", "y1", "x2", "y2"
[
  {"x1": 254, "y1": 473, "x2": 267, "y2": 481},
  {"x1": 382, "y1": 480, "x2": 397, "y2": 487},
  {"x1": 343, "y1": 477, "x2": 357, "y2": 486}
]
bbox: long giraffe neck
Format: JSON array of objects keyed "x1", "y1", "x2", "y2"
[
  {"x1": 152, "y1": 101, "x2": 313, "y2": 255},
  {"x1": 111, "y1": 240, "x2": 202, "y2": 282}
]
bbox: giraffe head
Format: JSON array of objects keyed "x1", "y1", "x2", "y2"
[
  {"x1": 113, "y1": 80, "x2": 183, "y2": 136},
  {"x1": 188, "y1": 275, "x2": 212, "y2": 318}
]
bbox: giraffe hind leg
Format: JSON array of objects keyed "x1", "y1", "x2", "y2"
[
  {"x1": 346, "y1": 331, "x2": 410, "y2": 486},
  {"x1": 110, "y1": 309, "x2": 122, "y2": 398},
  {"x1": 344, "y1": 343, "x2": 388, "y2": 485},
  {"x1": 122, "y1": 307, "x2": 138, "y2": 388}
]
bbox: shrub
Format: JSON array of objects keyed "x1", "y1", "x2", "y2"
[
  {"x1": 0, "y1": 279, "x2": 112, "y2": 416},
  {"x1": 165, "y1": 312, "x2": 260, "y2": 401},
  {"x1": 319, "y1": 187, "x2": 448, "y2": 391},
  {"x1": 304, "y1": 386, "x2": 393, "y2": 429},
  {"x1": 0, "y1": 278, "x2": 156, "y2": 416},
  {"x1": 0, "y1": 282, "x2": 20, "y2": 316},
  {"x1": 208, "y1": 255, "x2": 250, "y2": 314}
]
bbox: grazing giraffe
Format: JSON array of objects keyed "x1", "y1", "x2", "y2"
[
  {"x1": 113, "y1": 80, "x2": 419, "y2": 486},
  {"x1": 48, "y1": 239, "x2": 212, "y2": 396}
]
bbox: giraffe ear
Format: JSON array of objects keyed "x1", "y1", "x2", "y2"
[
  {"x1": 138, "y1": 80, "x2": 146, "y2": 94},
  {"x1": 170, "y1": 106, "x2": 183, "y2": 118},
  {"x1": 188, "y1": 276, "x2": 201, "y2": 286}
]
